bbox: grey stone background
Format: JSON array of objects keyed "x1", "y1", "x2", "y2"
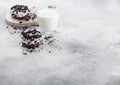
[{"x1": 0, "y1": 0, "x2": 120, "y2": 85}]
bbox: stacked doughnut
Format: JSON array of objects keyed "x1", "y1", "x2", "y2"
[{"x1": 21, "y1": 28, "x2": 43, "y2": 49}]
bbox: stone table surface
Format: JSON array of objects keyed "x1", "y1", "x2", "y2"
[{"x1": 0, "y1": 0, "x2": 120, "y2": 85}]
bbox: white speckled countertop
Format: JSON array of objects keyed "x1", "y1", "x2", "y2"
[{"x1": 0, "y1": 0, "x2": 120, "y2": 85}]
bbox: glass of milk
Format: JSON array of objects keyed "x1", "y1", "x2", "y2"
[{"x1": 37, "y1": 6, "x2": 59, "y2": 32}]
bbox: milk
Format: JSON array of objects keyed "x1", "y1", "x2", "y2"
[{"x1": 37, "y1": 7, "x2": 59, "y2": 32}]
